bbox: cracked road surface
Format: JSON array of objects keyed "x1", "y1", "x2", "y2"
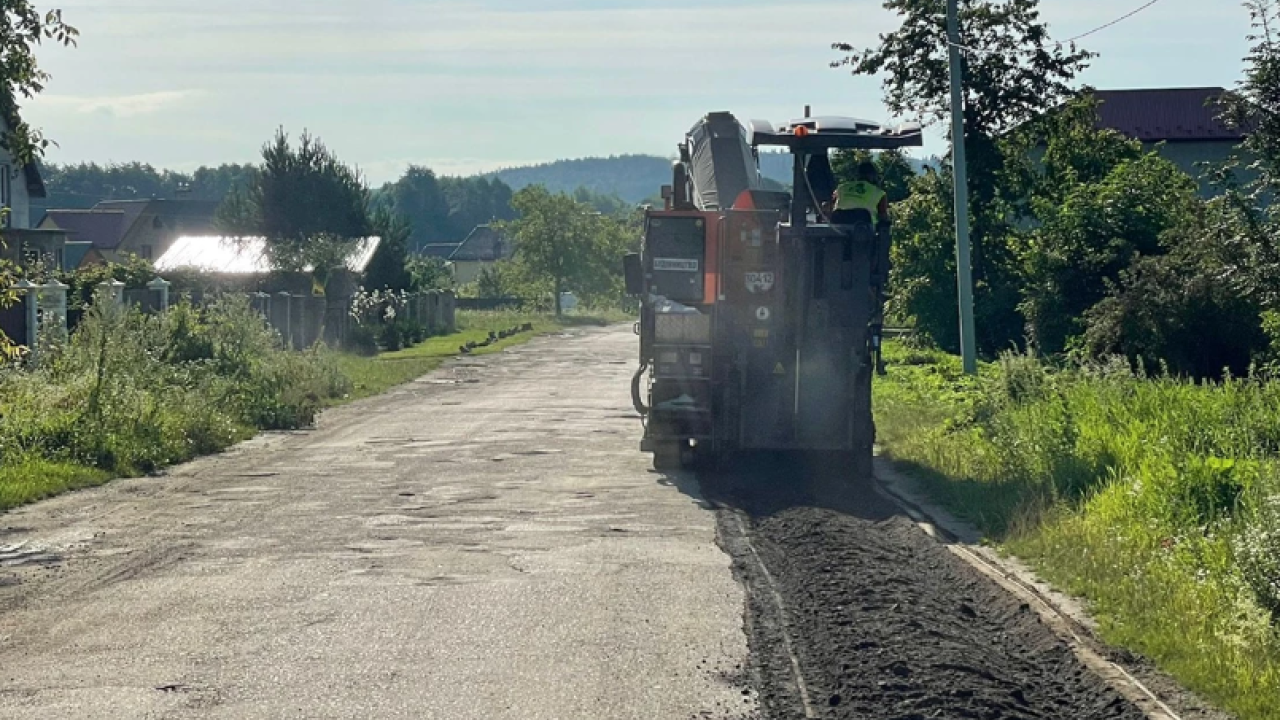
[{"x1": 0, "y1": 326, "x2": 754, "y2": 719}]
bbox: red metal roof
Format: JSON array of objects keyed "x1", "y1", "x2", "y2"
[{"x1": 1093, "y1": 88, "x2": 1244, "y2": 142}]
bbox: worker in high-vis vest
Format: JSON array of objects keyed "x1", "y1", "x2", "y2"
[
  {"x1": 829, "y1": 161, "x2": 890, "y2": 226},
  {"x1": 829, "y1": 161, "x2": 892, "y2": 376}
]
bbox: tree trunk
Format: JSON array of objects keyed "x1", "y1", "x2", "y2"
[{"x1": 554, "y1": 276, "x2": 563, "y2": 317}]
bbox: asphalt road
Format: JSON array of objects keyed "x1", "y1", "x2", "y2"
[{"x1": 0, "y1": 326, "x2": 754, "y2": 719}]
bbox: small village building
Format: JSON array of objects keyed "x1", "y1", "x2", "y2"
[
  {"x1": 39, "y1": 199, "x2": 219, "y2": 267},
  {"x1": 1089, "y1": 87, "x2": 1249, "y2": 198},
  {"x1": 448, "y1": 225, "x2": 512, "y2": 285}
]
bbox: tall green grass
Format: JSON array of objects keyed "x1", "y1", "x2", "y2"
[
  {"x1": 875, "y1": 341, "x2": 1280, "y2": 720},
  {"x1": 0, "y1": 296, "x2": 350, "y2": 504},
  {"x1": 0, "y1": 459, "x2": 110, "y2": 512}
]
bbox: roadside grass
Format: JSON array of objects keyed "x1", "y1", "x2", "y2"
[
  {"x1": 331, "y1": 309, "x2": 629, "y2": 401},
  {"x1": 874, "y1": 340, "x2": 1280, "y2": 720},
  {"x1": 0, "y1": 458, "x2": 111, "y2": 513}
]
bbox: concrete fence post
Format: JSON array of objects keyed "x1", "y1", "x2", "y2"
[
  {"x1": 40, "y1": 279, "x2": 69, "y2": 343},
  {"x1": 425, "y1": 291, "x2": 439, "y2": 335},
  {"x1": 147, "y1": 277, "x2": 172, "y2": 312},
  {"x1": 276, "y1": 291, "x2": 293, "y2": 349},
  {"x1": 442, "y1": 291, "x2": 457, "y2": 333},
  {"x1": 97, "y1": 279, "x2": 125, "y2": 307},
  {"x1": 292, "y1": 294, "x2": 307, "y2": 349},
  {"x1": 14, "y1": 279, "x2": 37, "y2": 364}
]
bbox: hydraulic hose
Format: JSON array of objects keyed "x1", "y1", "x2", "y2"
[{"x1": 631, "y1": 360, "x2": 650, "y2": 417}]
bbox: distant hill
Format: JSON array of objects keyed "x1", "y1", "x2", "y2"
[
  {"x1": 487, "y1": 153, "x2": 939, "y2": 205},
  {"x1": 488, "y1": 156, "x2": 677, "y2": 204}
]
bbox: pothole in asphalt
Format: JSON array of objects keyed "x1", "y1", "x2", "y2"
[{"x1": 0, "y1": 543, "x2": 63, "y2": 568}]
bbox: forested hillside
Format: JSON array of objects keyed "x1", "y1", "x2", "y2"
[
  {"x1": 490, "y1": 152, "x2": 937, "y2": 203},
  {"x1": 34, "y1": 162, "x2": 257, "y2": 213},
  {"x1": 489, "y1": 155, "x2": 675, "y2": 203}
]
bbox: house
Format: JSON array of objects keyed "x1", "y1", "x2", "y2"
[
  {"x1": 1089, "y1": 87, "x2": 1248, "y2": 197},
  {"x1": 421, "y1": 243, "x2": 463, "y2": 259},
  {"x1": 0, "y1": 114, "x2": 72, "y2": 272},
  {"x1": 448, "y1": 225, "x2": 512, "y2": 285},
  {"x1": 39, "y1": 198, "x2": 219, "y2": 266}
]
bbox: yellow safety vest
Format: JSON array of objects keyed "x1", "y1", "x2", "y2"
[{"x1": 835, "y1": 180, "x2": 887, "y2": 214}]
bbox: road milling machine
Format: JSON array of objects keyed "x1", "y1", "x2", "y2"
[{"x1": 624, "y1": 110, "x2": 923, "y2": 474}]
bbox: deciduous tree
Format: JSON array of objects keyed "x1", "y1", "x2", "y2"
[
  {"x1": 833, "y1": 0, "x2": 1094, "y2": 353},
  {"x1": 502, "y1": 187, "x2": 634, "y2": 315},
  {"x1": 0, "y1": 2, "x2": 77, "y2": 166}
]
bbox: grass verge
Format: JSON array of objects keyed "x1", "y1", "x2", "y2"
[
  {"x1": 0, "y1": 459, "x2": 112, "y2": 513},
  {"x1": 874, "y1": 340, "x2": 1280, "y2": 720}
]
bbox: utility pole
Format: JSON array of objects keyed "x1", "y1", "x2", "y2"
[{"x1": 947, "y1": 0, "x2": 978, "y2": 375}]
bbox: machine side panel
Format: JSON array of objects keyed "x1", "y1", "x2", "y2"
[{"x1": 717, "y1": 210, "x2": 792, "y2": 450}]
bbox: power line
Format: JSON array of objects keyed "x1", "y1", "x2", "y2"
[
  {"x1": 946, "y1": 0, "x2": 1166, "y2": 56},
  {"x1": 1060, "y1": 0, "x2": 1164, "y2": 44}
]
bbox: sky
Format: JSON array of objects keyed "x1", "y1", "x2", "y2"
[{"x1": 19, "y1": 0, "x2": 1254, "y2": 185}]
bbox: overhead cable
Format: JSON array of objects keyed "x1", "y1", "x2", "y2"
[{"x1": 946, "y1": 0, "x2": 1165, "y2": 56}]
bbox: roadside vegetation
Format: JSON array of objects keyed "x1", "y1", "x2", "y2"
[
  {"x1": 875, "y1": 341, "x2": 1280, "y2": 719},
  {"x1": 854, "y1": 1, "x2": 1280, "y2": 718},
  {"x1": 0, "y1": 303, "x2": 605, "y2": 513},
  {"x1": 0, "y1": 295, "x2": 348, "y2": 511}
]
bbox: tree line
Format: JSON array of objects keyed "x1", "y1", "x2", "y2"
[
  {"x1": 205, "y1": 126, "x2": 639, "y2": 317},
  {"x1": 833, "y1": 0, "x2": 1280, "y2": 380}
]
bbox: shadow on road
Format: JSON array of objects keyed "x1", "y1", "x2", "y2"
[{"x1": 653, "y1": 451, "x2": 902, "y2": 523}]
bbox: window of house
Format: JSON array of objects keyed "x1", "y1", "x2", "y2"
[
  {"x1": 140, "y1": 245, "x2": 153, "y2": 260},
  {"x1": 0, "y1": 164, "x2": 10, "y2": 208}
]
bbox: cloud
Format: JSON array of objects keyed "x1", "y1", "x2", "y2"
[{"x1": 32, "y1": 90, "x2": 203, "y2": 118}]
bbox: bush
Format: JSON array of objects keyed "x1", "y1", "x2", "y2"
[
  {"x1": 379, "y1": 321, "x2": 404, "y2": 351},
  {"x1": 343, "y1": 324, "x2": 379, "y2": 356}
]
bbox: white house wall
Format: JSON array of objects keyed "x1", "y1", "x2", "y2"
[{"x1": 0, "y1": 119, "x2": 32, "y2": 230}]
